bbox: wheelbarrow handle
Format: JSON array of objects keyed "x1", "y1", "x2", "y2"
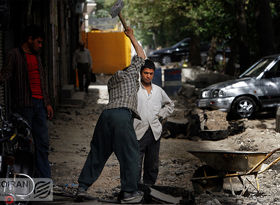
[
  {"x1": 247, "y1": 147, "x2": 280, "y2": 174},
  {"x1": 191, "y1": 171, "x2": 258, "y2": 181},
  {"x1": 258, "y1": 156, "x2": 280, "y2": 174}
]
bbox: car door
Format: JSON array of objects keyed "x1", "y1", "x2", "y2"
[{"x1": 258, "y1": 59, "x2": 280, "y2": 107}]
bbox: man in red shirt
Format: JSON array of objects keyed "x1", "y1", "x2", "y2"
[{"x1": 0, "y1": 25, "x2": 53, "y2": 178}]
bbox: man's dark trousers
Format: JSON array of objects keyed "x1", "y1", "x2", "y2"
[
  {"x1": 138, "y1": 127, "x2": 160, "y2": 185},
  {"x1": 77, "y1": 63, "x2": 90, "y2": 92},
  {"x1": 78, "y1": 108, "x2": 140, "y2": 192},
  {"x1": 16, "y1": 98, "x2": 51, "y2": 178}
]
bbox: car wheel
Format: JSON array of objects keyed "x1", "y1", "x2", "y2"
[
  {"x1": 232, "y1": 96, "x2": 256, "y2": 118},
  {"x1": 161, "y1": 56, "x2": 171, "y2": 65}
]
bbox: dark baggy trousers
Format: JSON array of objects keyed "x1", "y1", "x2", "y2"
[
  {"x1": 78, "y1": 108, "x2": 140, "y2": 192},
  {"x1": 138, "y1": 127, "x2": 160, "y2": 185},
  {"x1": 16, "y1": 98, "x2": 51, "y2": 178},
  {"x1": 77, "y1": 63, "x2": 90, "y2": 92}
]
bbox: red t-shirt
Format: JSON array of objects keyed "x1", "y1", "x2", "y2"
[{"x1": 25, "y1": 53, "x2": 43, "y2": 99}]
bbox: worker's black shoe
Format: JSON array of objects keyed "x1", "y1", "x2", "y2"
[
  {"x1": 118, "y1": 191, "x2": 143, "y2": 204},
  {"x1": 75, "y1": 186, "x2": 88, "y2": 202}
]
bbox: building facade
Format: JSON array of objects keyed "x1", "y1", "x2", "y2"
[{"x1": 0, "y1": 0, "x2": 85, "y2": 115}]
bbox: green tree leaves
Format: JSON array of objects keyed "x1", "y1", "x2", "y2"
[{"x1": 92, "y1": 0, "x2": 278, "y2": 72}]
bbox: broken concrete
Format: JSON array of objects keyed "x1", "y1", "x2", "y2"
[
  {"x1": 162, "y1": 111, "x2": 201, "y2": 139},
  {"x1": 181, "y1": 68, "x2": 234, "y2": 89},
  {"x1": 198, "y1": 130, "x2": 229, "y2": 141},
  {"x1": 177, "y1": 84, "x2": 196, "y2": 98}
]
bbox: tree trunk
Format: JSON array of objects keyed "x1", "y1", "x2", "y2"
[
  {"x1": 256, "y1": 0, "x2": 275, "y2": 56},
  {"x1": 205, "y1": 37, "x2": 217, "y2": 71},
  {"x1": 235, "y1": 0, "x2": 250, "y2": 73},
  {"x1": 189, "y1": 34, "x2": 201, "y2": 66},
  {"x1": 225, "y1": 39, "x2": 238, "y2": 77},
  {"x1": 275, "y1": 4, "x2": 280, "y2": 53}
]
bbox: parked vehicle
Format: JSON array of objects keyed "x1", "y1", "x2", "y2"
[
  {"x1": 0, "y1": 106, "x2": 35, "y2": 204},
  {"x1": 148, "y1": 38, "x2": 229, "y2": 65},
  {"x1": 148, "y1": 38, "x2": 190, "y2": 65},
  {"x1": 197, "y1": 54, "x2": 280, "y2": 118}
]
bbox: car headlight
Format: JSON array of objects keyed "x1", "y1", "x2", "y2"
[
  {"x1": 212, "y1": 89, "x2": 226, "y2": 98},
  {"x1": 201, "y1": 90, "x2": 210, "y2": 98}
]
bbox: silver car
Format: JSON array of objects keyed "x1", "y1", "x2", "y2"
[{"x1": 197, "y1": 54, "x2": 280, "y2": 118}]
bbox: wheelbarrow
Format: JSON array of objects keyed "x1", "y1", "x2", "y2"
[{"x1": 188, "y1": 148, "x2": 280, "y2": 195}]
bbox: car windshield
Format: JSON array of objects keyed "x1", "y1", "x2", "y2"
[
  {"x1": 171, "y1": 38, "x2": 190, "y2": 48},
  {"x1": 240, "y1": 58, "x2": 276, "y2": 78}
]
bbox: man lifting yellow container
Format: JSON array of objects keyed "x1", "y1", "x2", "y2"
[{"x1": 83, "y1": 30, "x2": 132, "y2": 74}]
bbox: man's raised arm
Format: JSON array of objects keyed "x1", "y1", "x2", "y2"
[{"x1": 124, "y1": 27, "x2": 146, "y2": 60}]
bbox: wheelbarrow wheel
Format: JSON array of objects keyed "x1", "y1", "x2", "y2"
[{"x1": 192, "y1": 165, "x2": 223, "y2": 194}]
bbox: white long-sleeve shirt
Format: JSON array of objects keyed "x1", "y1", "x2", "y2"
[
  {"x1": 134, "y1": 82, "x2": 174, "y2": 141},
  {"x1": 73, "y1": 48, "x2": 92, "y2": 69}
]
